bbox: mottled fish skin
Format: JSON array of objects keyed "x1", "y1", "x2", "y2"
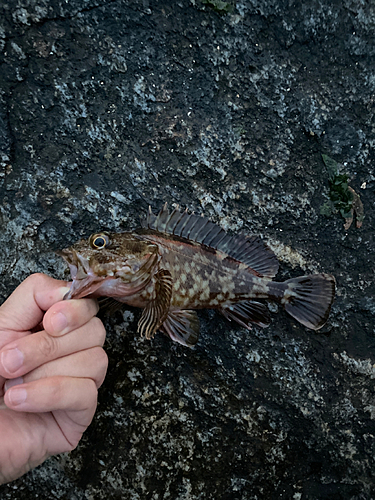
[
  {"x1": 59, "y1": 205, "x2": 336, "y2": 347},
  {"x1": 136, "y1": 230, "x2": 275, "y2": 310}
]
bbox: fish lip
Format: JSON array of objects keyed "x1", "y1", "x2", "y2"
[
  {"x1": 59, "y1": 248, "x2": 107, "y2": 299},
  {"x1": 63, "y1": 275, "x2": 108, "y2": 300},
  {"x1": 59, "y1": 248, "x2": 100, "y2": 274},
  {"x1": 57, "y1": 248, "x2": 78, "y2": 277},
  {"x1": 56, "y1": 248, "x2": 76, "y2": 264}
]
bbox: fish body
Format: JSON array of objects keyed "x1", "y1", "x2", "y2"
[{"x1": 60, "y1": 205, "x2": 336, "y2": 347}]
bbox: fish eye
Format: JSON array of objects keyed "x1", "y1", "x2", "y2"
[{"x1": 90, "y1": 233, "x2": 110, "y2": 249}]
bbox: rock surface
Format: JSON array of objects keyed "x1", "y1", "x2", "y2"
[{"x1": 0, "y1": 0, "x2": 374, "y2": 498}]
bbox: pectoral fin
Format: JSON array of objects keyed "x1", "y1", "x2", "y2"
[
  {"x1": 161, "y1": 310, "x2": 200, "y2": 347},
  {"x1": 137, "y1": 269, "x2": 173, "y2": 339},
  {"x1": 98, "y1": 297, "x2": 124, "y2": 315}
]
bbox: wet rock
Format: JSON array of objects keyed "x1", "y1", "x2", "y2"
[{"x1": 0, "y1": 0, "x2": 374, "y2": 498}]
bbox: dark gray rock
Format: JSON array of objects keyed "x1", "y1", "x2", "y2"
[{"x1": 0, "y1": 0, "x2": 374, "y2": 498}]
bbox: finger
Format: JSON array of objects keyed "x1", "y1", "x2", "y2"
[
  {"x1": 0, "y1": 317, "x2": 106, "y2": 379},
  {"x1": 0, "y1": 274, "x2": 70, "y2": 337},
  {"x1": 0, "y1": 297, "x2": 98, "y2": 390},
  {"x1": 0, "y1": 274, "x2": 69, "y2": 391},
  {"x1": 3, "y1": 376, "x2": 24, "y2": 392},
  {"x1": 3, "y1": 376, "x2": 98, "y2": 417},
  {"x1": 43, "y1": 298, "x2": 99, "y2": 337},
  {"x1": 9, "y1": 347, "x2": 109, "y2": 390}
]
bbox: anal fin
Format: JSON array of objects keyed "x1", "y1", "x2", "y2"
[
  {"x1": 220, "y1": 300, "x2": 271, "y2": 329},
  {"x1": 161, "y1": 310, "x2": 200, "y2": 347}
]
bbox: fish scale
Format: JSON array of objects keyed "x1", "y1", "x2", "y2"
[{"x1": 59, "y1": 205, "x2": 336, "y2": 347}]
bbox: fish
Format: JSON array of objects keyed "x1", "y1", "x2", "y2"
[{"x1": 59, "y1": 204, "x2": 336, "y2": 347}]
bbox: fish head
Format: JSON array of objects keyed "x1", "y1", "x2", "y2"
[{"x1": 59, "y1": 232, "x2": 159, "y2": 300}]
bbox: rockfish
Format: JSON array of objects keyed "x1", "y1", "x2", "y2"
[{"x1": 59, "y1": 205, "x2": 335, "y2": 347}]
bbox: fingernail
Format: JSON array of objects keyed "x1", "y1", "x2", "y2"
[
  {"x1": 50, "y1": 311, "x2": 68, "y2": 333},
  {"x1": 1, "y1": 348, "x2": 24, "y2": 374},
  {"x1": 58, "y1": 286, "x2": 72, "y2": 301},
  {"x1": 4, "y1": 377, "x2": 24, "y2": 392},
  {"x1": 8, "y1": 387, "x2": 27, "y2": 406}
]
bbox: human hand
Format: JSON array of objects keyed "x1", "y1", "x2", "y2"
[{"x1": 0, "y1": 273, "x2": 108, "y2": 484}]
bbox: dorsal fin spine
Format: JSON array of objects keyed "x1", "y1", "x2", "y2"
[
  {"x1": 173, "y1": 212, "x2": 192, "y2": 236},
  {"x1": 166, "y1": 209, "x2": 183, "y2": 233},
  {"x1": 143, "y1": 205, "x2": 279, "y2": 278},
  {"x1": 204, "y1": 228, "x2": 226, "y2": 248},
  {"x1": 194, "y1": 219, "x2": 211, "y2": 243}
]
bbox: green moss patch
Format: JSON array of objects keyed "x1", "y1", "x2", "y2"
[
  {"x1": 201, "y1": 0, "x2": 234, "y2": 14},
  {"x1": 320, "y1": 154, "x2": 364, "y2": 229}
]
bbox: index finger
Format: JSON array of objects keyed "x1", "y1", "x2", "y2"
[
  {"x1": 0, "y1": 274, "x2": 71, "y2": 397},
  {"x1": 0, "y1": 274, "x2": 70, "y2": 341}
]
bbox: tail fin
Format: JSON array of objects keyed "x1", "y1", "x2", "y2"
[{"x1": 281, "y1": 273, "x2": 335, "y2": 330}]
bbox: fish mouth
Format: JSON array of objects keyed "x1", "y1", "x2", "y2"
[
  {"x1": 58, "y1": 249, "x2": 111, "y2": 300},
  {"x1": 58, "y1": 248, "x2": 158, "y2": 301}
]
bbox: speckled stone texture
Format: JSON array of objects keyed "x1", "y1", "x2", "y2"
[{"x1": 0, "y1": 0, "x2": 374, "y2": 498}]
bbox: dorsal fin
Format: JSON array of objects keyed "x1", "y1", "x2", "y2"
[{"x1": 140, "y1": 204, "x2": 279, "y2": 278}]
